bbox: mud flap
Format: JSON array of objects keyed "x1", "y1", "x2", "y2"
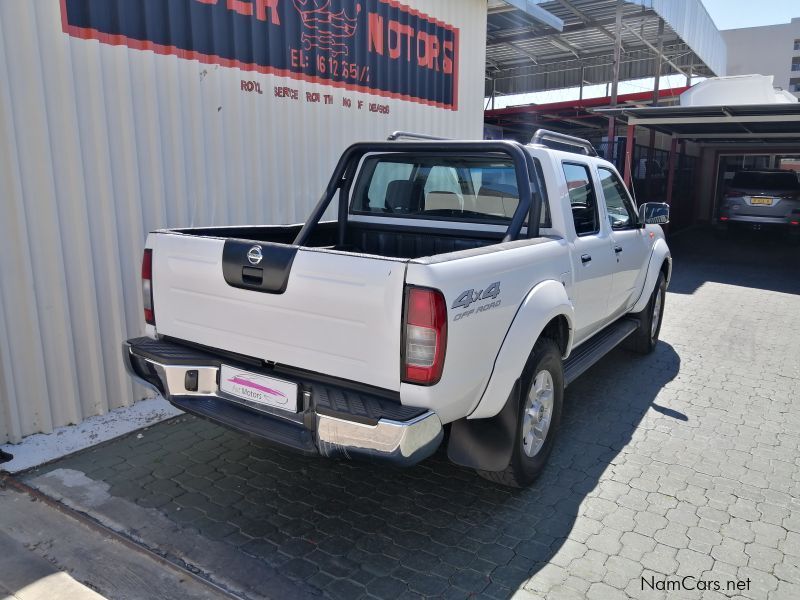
[{"x1": 446, "y1": 381, "x2": 520, "y2": 472}]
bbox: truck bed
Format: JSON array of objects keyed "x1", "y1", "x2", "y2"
[{"x1": 172, "y1": 221, "x2": 505, "y2": 260}]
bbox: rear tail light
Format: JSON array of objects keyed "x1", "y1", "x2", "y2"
[
  {"x1": 402, "y1": 286, "x2": 447, "y2": 385},
  {"x1": 719, "y1": 216, "x2": 729, "y2": 222},
  {"x1": 142, "y1": 249, "x2": 155, "y2": 325}
]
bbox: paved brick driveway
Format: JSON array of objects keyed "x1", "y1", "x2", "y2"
[{"x1": 25, "y1": 229, "x2": 800, "y2": 600}]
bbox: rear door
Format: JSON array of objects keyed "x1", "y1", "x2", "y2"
[
  {"x1": 150, "y1": 233, "x2": 408, "y2": 391},
  {"x1": 597, "y1": 166, "x2": 652, "y2": 316},
  {"x1": 561, "y1": 161, "x2": 616, "y2": 344}
]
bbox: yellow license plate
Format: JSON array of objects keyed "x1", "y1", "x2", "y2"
[{"x1": 750, "y1": 196, "x2": 773, "y2": 206}]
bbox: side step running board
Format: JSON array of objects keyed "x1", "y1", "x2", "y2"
[{"x1": 563, "y1": 318, "x2": 639, "y2": 386}]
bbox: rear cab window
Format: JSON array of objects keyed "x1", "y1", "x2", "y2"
[{"x1": 352, "y1": 154, "x2": 550, "y2": 228}]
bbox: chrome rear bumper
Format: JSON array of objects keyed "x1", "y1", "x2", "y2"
[{"x1": 123, "y1": 339, "x2": 443, "y2": 466}]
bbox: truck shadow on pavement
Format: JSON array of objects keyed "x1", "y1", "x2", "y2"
[{"x1": 27, "y1": 343, "x2": 680, "y2": 599}]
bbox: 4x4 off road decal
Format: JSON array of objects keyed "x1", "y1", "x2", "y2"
[
  {"x1": 60, "y1": 0, "x2": 460, "y2": 110},
  {"x1": 452, "y1": 281, "x2": 501, "y2": 321}
]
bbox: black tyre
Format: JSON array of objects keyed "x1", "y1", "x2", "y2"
[
  {"x1": 478, "y1": 338, "x2": 564, "y2": 488},
  {"x1": 626, "y1": 271, "x2": 666, "y2": 355}
]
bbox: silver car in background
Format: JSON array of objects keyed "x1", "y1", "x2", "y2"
[{"x1": 718, "y1": 169, "x2": 800, "y2": 237}]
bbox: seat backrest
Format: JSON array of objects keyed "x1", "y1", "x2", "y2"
[
  {"x1": 425, "y1": 190, "x2": 463, "y2": 211},
  {"x1": 476, "y1": 185, "x2": 519, "y2": 218},
  {"x1": 385, "y1": 180, "x2": 422, "y2": 213}
]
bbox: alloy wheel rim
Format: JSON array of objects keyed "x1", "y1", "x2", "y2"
[{"x1": 522, "y1": 370, "x2": 554, "y2": 457}]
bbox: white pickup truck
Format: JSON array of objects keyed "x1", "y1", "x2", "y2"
[{"x1": 124, "y1": 130, "x2": 671, "y2": 487}]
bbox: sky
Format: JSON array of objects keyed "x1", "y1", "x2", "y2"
[{"x1": 701, "y1": 0, "x2": 799, "y2": 30}]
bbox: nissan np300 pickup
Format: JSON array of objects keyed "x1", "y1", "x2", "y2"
[{"x1": 124, "y1": 130, "x2": 671, "y2": 487}]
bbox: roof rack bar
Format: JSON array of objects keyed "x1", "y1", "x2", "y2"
[
  {"x1": 387, "y1": 131, "x2": 451, "y2": 141},
  {"x1": 531, "y1": 129, "x2": 598, "y2": 157}
]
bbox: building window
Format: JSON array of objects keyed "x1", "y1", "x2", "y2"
[
  {"x1": 791, "y1": 78, "x2": 800, "y2": 93},
  {"x1": 793, "y1": 57, "x2": 800, "y2": 72},
  {"x1": 795, "y1": 39, "x2": 800, "y2": 51}
]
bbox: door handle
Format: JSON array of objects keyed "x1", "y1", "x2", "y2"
[
  {"x1": 581, "y1": 254, "x2": 592, "y2": 264},
  {"x1": 614, "y1": 245, "x2": 623, "y2": 254}
]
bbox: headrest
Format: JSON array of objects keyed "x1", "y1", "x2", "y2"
[{"x1": 385, "y1": 180, "x2": 421, "y2": 213}]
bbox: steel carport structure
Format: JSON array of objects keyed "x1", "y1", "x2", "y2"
[
  {"x1": 486, "y1": 0, "x2": 725, "y2": 99},
  {"x1": 594, "y1": 103, "x2": 800, "y2": 219}
]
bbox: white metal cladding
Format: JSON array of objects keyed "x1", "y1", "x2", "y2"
[
  {"x1": 633, "y1": 0, "x2": 726, "y2": 78},
  {"x1": 0, "y1": 0, "x2": 487, "y2": 443}
]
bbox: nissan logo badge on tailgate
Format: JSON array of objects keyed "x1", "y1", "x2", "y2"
[{"x1": 247, "y1": 245, "x2": 263, "y2": 265}]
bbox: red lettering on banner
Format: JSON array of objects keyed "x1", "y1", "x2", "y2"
[
  {"x1": 443, "y1": 40, "x2": 454, "y2": 75},
  {"x1": 255, "y1": 0, "x2": 280, "y2": 25},
  {"x1": 227, "y1": 0, "x2": 252, "y2": 17},
  {"x1": 197, "y1": 0, "x2": 280, "y2": 25},
  {"x1": 388, "y1": 22, "x2": 415, "y2": 61},
  {"x1": 368, "y1": 13, "x2": 384, "y2": 55},
  {"x1": 417, "y1": 32, "x2": 440, "y2": 71}
]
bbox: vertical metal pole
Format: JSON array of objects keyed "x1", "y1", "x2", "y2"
[
  {"x1": 644, "y1": 18, "x2": 665, "y2": 202},
  {"x1": 607, "y1": 0, "x2": 624, "y2": 160},
  {"x1": 491, "y1": 78, "x2": 496, "y2": 110},
  {"x1": 685, "y1": 64, "x2": 693, "y2": 87},
  {"x1": 610, "y1": 0, "x2": 623, "y2": 106},
  {"x1": 652, "y1": 18, "x2": 664, "y2": 107},
  {"x1": 665, "y1": 136, "x2": 678, "y2": 209},
  {"x1": 579, "y1": 65, "x2": 585, "y2": 101},
  {"x1": 624, "y1": 123, "x2": 636, "y2": 188}
]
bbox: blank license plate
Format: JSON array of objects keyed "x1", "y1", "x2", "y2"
[
  {"x1": 220, "y1": 365, "x2": 298, "y2": 412},
  {"x1": 750, "y1": 196, "x2": 773, "y2": 205}
]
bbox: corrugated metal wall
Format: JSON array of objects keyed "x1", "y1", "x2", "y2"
[{"x1": 0, "y1": 0, "x2": 486, "y2": 443}]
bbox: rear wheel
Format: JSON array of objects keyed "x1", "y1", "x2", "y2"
[
  {"x1": 478, "y1": 338, "x2": 564, "y2": 488},
  {"x1": 626, "y1": 271, "x2": 666, "y2": 355}
]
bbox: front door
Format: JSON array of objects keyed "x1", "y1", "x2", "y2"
[{"x1": 597, "y1": 166, "x2": 652, "y2": 317}]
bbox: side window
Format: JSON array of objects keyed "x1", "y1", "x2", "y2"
[
  {"x1": 562, "y1": 162, "x2": 599, "y2": 236},
  {"x1": 598, "y1": 167, "x2": 637, "y2": 229}
]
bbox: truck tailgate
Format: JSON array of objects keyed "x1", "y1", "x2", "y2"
[{"x1": 150, "y1": 233, "x2": 407, "y2": 391}]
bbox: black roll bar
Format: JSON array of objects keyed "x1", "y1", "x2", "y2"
[{"x1": 292, "y1": 140, "x2": 542, "y2": 247}]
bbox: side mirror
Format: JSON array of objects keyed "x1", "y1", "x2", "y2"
[{"x1": 638, "y1": 202, "x2": 670, "y2": 225}]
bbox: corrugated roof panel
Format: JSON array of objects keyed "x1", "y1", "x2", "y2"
[
  {"x1": 631, "y1": 0, "x2": 726, "y2": 76},
  {"x1": 487, "y1": 0, "x2": 725, "y2": 95}
]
